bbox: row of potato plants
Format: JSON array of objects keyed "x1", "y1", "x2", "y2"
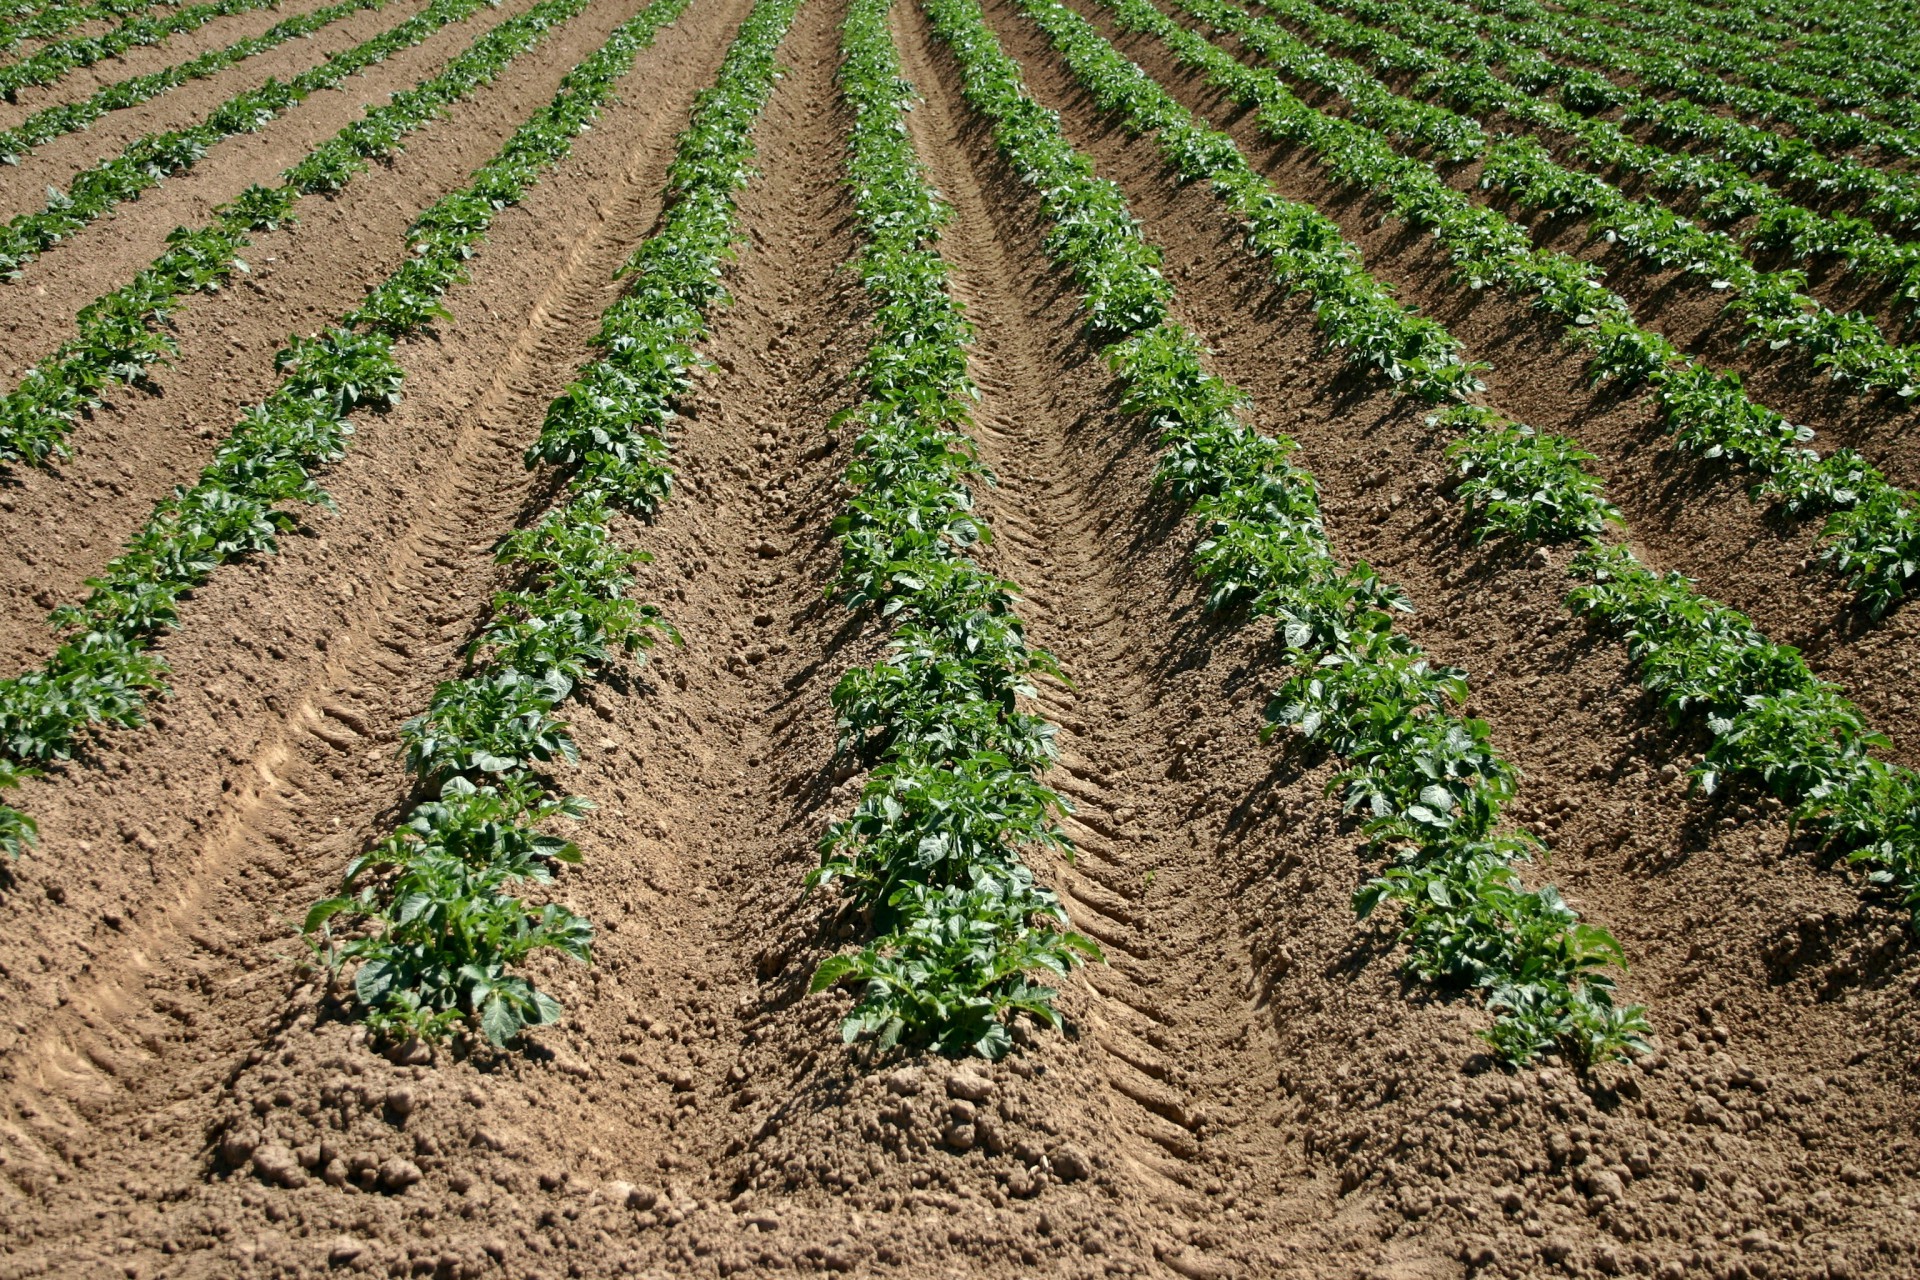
[
  {"x1": 805, "y1": 0, "x2": 1099, "y2": 1060},
  {"x1": 1405, "y1": 0, "x2": 1920, "y2": 233},
  {"x1": 0, "y1": 0, "x2": 592, "y2": 469},
  {"x1": 1303, "y1": 0, "x2": 1920, "y2": 320},
  {"x1": 0, "y1": 0, "x2": 159, "y2": 53},
  {"x1": 1495, "y1": 0, "x2": 1916, "y2": 108},
  {"x1": 1445, "y1": 0, "x2": 1920, "y2": 152},
  {"x1": 939, "y1": 0, "x2": 1647, "y2": 1065},
  {"x1": 1054, "y1": 0, "x2": 1920, "y2": 938},
  {"x1": 1564, "y1": 0, "x2": 1920, "y2": 130},
  {"x1": 1119, "y1": 0, "x2": 1920, "y2": 619},
  {"x1": 0, "y1": 0, "x2": 696, "y2": 863},
  {"x1": 1550, "y1": 0, "x2": 1920, "y2": 105},
  {"x1": 1434, "y1": 405, "x2": 1920, "y2": 927},
  {"x1": 1228, "y1": 0, "x2": 1920, "y2": 402},
  {"x1": 0, "y1": 0, "x2": 492, "y2": 278},
  {"x1": 1200, "y1": 0, "x2": 1920, "y2": 399},
  {"x1": 1405, "y1": 0, "x2": 1920, "y2": 200},
  {"x1": 0, "y1": 0, "x2": 279, "y2": 98},
  {"x1": 310, "y1": 0, "x2": 801, "y2": 1050},
  {"x1": 0, "y1": 0, "x2": 387, "y2": 165}
]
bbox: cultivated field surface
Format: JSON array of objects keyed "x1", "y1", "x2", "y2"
[{"x1": 1, "y1": 0, "x2": 1919, "y2": 1275}]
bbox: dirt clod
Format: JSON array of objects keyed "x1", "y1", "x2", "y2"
[
  {"x1": 1048, "y1": 1143, "x2": 1093, "y2": 1182},
  {"x1": 251, "y1": 1144, "x2": 306, "y2": 1189},
  {"x1": 378, "y1": 1158, "x2": 421, "y2": 1191},
  {"x1": 946, "y1": 1068, "x2": 993, "y2": 1101}
]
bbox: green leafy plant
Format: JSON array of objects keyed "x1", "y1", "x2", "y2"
[
  {"x1": 1443, "y1": 407, "x2": 1620, "y2": 544},
  {"x1": 309, "y1": 0, "x2": 795, "y2": 1050},
  {"x1": 0, "y1": 0, "x2": 386, "y2": 166},
  {"x1": 0, "y1": 0, "x2": 284, "y2": 100},
  {"x1": 804, "y1": 0, "x2": 1098, "y2": 1059},
  {"x1": 1116, "y1": 0, "x2": 1920, "y2": 615},
  {"x1": 0, "y1": 0, "x2": 699, "y2": 878},
  {"x1": 937, "y1": 0, "x2": 1647, "y2": 1066},
  {"x1": 0, "y1": 0, "x2": 623, "y2": 472},
  {"x1": 1567, "y1": 544, "x2": 1920, "y2": 919}
]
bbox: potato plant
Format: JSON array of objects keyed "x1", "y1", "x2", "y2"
[
  {"x1": 0, "y1": 0, "x2": 284, "y2": 98},
  {"x1": 1018, "y1": 0, "x2": 1920, "y2": 941},
  {"x1": 1308, "y1": 0, "x2": 1920, "y2": 316},
  {"x1": 1568, "y1": 549, "x2": 1920, "y2": 922},
  {"x1": 1331, "y1": 0, "x2": 1920, "y2": 232},
  {"x1": 0, "y1": 0, "x2": 166, "y2": 55},
  {"x1": 0, "y1": 0, "x2": 602, "y2": 469},
  {"x1": 933, "y1": 0, "x2": 1648, "y2": 1066},
  {"x1": 1193, "y1": 0, "x2": 1920, "y2": 402},
  {"x1": 1418, "y1": 393, "x2": 1920, "y2": 935},
  {"x1": 1354, "y1": 0, "x2": 1920, "y2": 156},
  {"x1": 1115, "y1": 0, "x2": 1920, "y2": 617},
  {"x1": 0, "y1": 0, "x2": 700, "y2": 866},
  {"x1": 0, "y1": 0, "x2": 500, "y2": 276},
  {"x1": 309, "y1": 0, "x2": 800, "y2": 1050},
  {"x1": 806, "y1": 0, "x2": 1099, "y2": 1061},
  {"x1": 1555, "y1": 0, "x2": 1920, "y2": 102},
  {"x1": 0, "y1": 0, "x2": 387, "y2": 166}
]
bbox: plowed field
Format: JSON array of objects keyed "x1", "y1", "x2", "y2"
[{"x1": 2, "y1": 0, "x2": 1918, "y2": 1276}]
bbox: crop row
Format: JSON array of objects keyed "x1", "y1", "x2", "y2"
[
  {"x1": 0, "y1": 0, "x2": 492, "y2": 279},
  {"x1": 1221, "y1": 0, "x2": 1920, "y2": 403},
  {"x1": 0, "y1": 0, "x2": 595, "y2": 469},
  {"x1": 805, "y1": 0, "x2": 1099, "y2": 1060},
  {"x1": 1429, "y1": 396, "x2": 1920, "y2": 926},
  {"x1": 1354, "y1": 0, "x2": 1920, "y2": 237},
  {"x1": 1442, "y1": 0, "x2": 1920, "y2": 151},
  {"x1": 305, "y1": 0, "x2": 772, "y2": 1048},
  {"x1": 310, "y1": 0, "x2": 804, "y2": 1051},
  {"x1": 933, "y1": 0, "x2": 1646, "y2": 1064},
  {"x1": 1475, "y1": 1, "x2": 1920, "y2": 224},
  {"x1": 0, "y1": 0, "x2": 386, "y2": 166},
  {"x1": 0, "y1": 0, "x2": 280, "y2": 99},
  {"x1": 1439, "y1": 405, "x2": 1920, "y2": 929},
  {"x1": 1303, "y1": 0, "x2": 1920, "y2": 319},
  {"x1": 1572, "y1": 0, "x2": 1920, "y2": 130},
  {"x1": 0, "y1": 0, "x2": 160, "y2": 54},
  {"x1": 0, "y1": 0, "x2": 692, "y2": 858},
  {"x1": 1552, "y1": 0, "x2": 1920, "y2": 102},
  {"x1": 1115, "y1": 0, "x2": 1920, "y2": 618},
  {"x1": 1026, "y1": 0, "x2": 1920, "y2": 934}
]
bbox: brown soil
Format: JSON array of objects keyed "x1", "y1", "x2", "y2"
[
  {"x1": 0, "y1": 0, "x2": 657, "y2": 673},
  {"x1": 0, "y1": 0, "x2": 360, "y2": 138},
  {"x1": 0, "y1": 0, "x2": 354, "y2": 116},
  {"x1": 0, "y1": 0, "x2": 1916, "y2": 1277},
  {"x1": 1074, "y1": 0, "x2": 1920, "y2": 761},
  {"x1": 973, "y1": 0, "x2": 1920, "y2": 1274},
  {"x1": 0, "y1": 0, "x2": 537, "y2": 316},
  {"x1": 0, "y1": 0, "x2": 425, "y2": 223},
  {"x1": 1221, "y1": 2, "x2": 1920, "y2": 487}
]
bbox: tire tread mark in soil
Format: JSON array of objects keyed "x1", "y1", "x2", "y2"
[
  {"x1": 0, "y1": 0, "x2": 753, "y2": 1224},
  {"x1": 896, "y1": 0, "x2": 1211, "y2": 1200},
  {"x1": 969, "y1": 1, "x2": 1920, "y2": 1274},
  {"x1": 0, "y1": 0, "x2": 629, "y2": 675},
  {"x1": 891, "y1": 0, "x2": 1346, "y2": 1267}
]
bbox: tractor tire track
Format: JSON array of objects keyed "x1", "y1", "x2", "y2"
[
  {"x1": 0, "y1": 0, "x2": 750, "y2": 1252},
  {"x1": 978, "y1": 1, "x2": 1920, "y2": 1275},
  {"x1": 0, "y1": 0, "x2": 630, "y2": 675}
]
